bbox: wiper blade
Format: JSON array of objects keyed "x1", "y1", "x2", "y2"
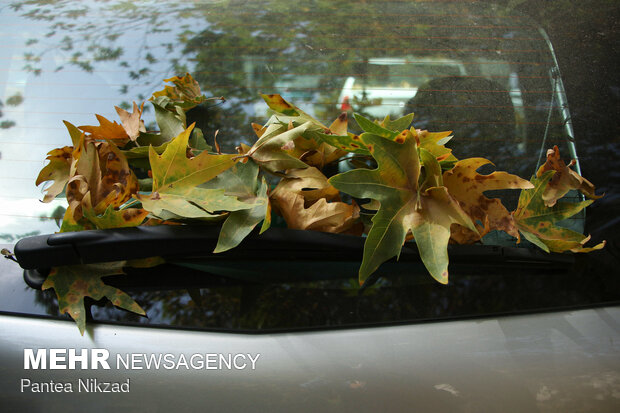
[{"x1": 14, "y1": 225, "x2": 573, "y2": 271}]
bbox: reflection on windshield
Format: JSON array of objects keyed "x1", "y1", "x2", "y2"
[{"x1": 0, "y1": 0, "x2": 614, "y2": 251}]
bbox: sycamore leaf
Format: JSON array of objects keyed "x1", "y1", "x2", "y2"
[
  {"x1": 36, "y1": 146, "x2": 73, "y2": 202},
  {"x1": 329, "y1": 133, "x2": 475, "y2": 284},
  {"x1": 136, "y1": 124, "x2": 251, "y2": 219},
  {"x1": 380, "y1": 113, "x2": 414, "y2": 132},
  {"x1": 272, "y1": 189, "x2": 359, "y2": 234},
  {"x1": 82, "y1": 205, "x2": 148, "y2": 229},
  {"x1": 79, "y1": 114, "x2": 129, "y2": 144},
  {"x1": 261, "y1": 94, "x2": 325, "y2": 126},
  {"x1": 200, "y1": 160, "x2": 270, "y2": 253},
  {"x1": 243, "y1": 121, "x2": 313, "y2": 172},
  {"x1": 59, "y1": 205, "x2": 94, "y2": 233},
  {"x1": 353, "y1": 113, "x2": 399, "y2": 139},
  {"x1": 64, "y1": 139, "x2": 138, "y2": 220},
  {"x1": 42, "y1": 262, "x2": 144, "y2": 335},
  {"x1": 153, "y1": 100, "x2": 186, "y2": 141},
  {"x1": 115, "y1": 101, "x2": 145, "y2": 141},
  {"x1": 536, "y1": 145, "x2": 603, "y2": 207},
  {"x1": 443, "y1": 158, "x2": 533, "y2": 242},
  {"x1": 290, "y1": 113, "x2": 349, "y2": 168},
  {"x1": 418, "y1": 130, "x2": 458, "y2": 163},
  {"x1": 150, "y1": 72, "x2": 206, "y2": 110},
  {"x1": 512, "y1": 171, "x2": 605, "y2": 253},
  {"x1": 271, "y1": 167, "x2": 340, "y2": 203}
]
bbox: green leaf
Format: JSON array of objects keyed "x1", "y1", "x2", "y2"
[
  {"x1": 313, "y1": 131, "x2": 370, "y2": 155},
  {"x1": 150, "y1": 73, "x2": 207, "y2": 110},
  {"x1": 42, "y1": 262, "x2": 145, "y2": 335},
  {"x1": 245, "y1": 121, "x2": 314, "y2": 172},
  {"x1": 83, "y1": 205, "x2": 148, "y2": 229},
  {"x1": 210, "y1": 161, "x2": 270, "y2": 253},
  {"x1": 136, "y1": 124, "x2": 251, "y2": 219},
  {"x1": 380, "y1": 113, "x2": 414, "y2": 132},
  {"x1": 353, "y1": 113, "x2": 399, "y2": 139},
  {"x1": 153, "y1": 101, "x2": 185, "y2": 141},
  {"x1": 513, "y1": 172, "x2": 605, "y2": 253},
  {"x1": 329, "y1": 132, "x2": 475, "y2": 284}
]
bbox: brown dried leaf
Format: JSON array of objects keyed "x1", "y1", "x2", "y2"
[
  {"x1": 536, "y1": 145, "x2": 603, "y2": 207},
  {"x1": 115, "y1": 101, "x2": 145, "y2": 141},
  {"x1": 272, "y1": 189, "x2": 359, "y2": 234}
]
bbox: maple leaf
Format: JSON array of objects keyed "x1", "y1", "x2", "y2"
[
  {"x1": 512, "y1": 171, "x2": 605, "y2": 253},
  {"x1": 329, "y1": 132, "x2": 476, "y2": 285},
  {"x1": 536, "y1": 145, "x2": 603, "y2": 207},
  {"x1": 443, "y1": 158, "x2": 533, "y2": 242},
  {"x1": 42, "y1": 262, "x2": 145, "y2": 335},
  {"x1": 150, "y1": 72, "x2": 206, "y2": 110},
  {"x1": 115, "y1": 101, "x2": 145, "y2": 141},
  {"x1": 136, "y1": 124, "x2": 252, "y2": 219},
  {"x1": 200, "y1": 160, "x2": 270, "y2": 253}
]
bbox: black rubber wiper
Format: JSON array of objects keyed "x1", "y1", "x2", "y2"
[{"x1": 14, "y1": 225, "x2": 574, "y2": 271}]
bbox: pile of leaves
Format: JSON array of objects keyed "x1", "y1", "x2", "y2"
[{"x1": 33, "y1": 73, "x2": 605, "y2": 334}]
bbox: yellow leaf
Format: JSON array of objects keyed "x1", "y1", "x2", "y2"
[{"x1": 443, "y1": 158, "x2": 533, "y2": 242}]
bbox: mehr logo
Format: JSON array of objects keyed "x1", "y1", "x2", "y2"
[
  {"x1": 24, "y1": 349, "x2": 261, "y2": 370},
  {"x1": 24, "y1": 349, "x2": 110, "y2": 370}
]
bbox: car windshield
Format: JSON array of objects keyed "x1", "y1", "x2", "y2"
[{"x1": 0, "y1": 0, "x2": 617, "y2": 331}]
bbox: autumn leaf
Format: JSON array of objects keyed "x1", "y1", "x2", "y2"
[
  {"x1": 271, "y1": 167, "x2": 340, "y2": 204},
  {"x1": 329, "y1": 132, "x2": 476, "y2": 284},
  {"x1": 36, "y1": 146, "x2": 73, "y2": 202},
  {"x1": 443, "y1": 158, "x2": 533, "y2": 242},
  {"x1": 243, "y1": 121, "x2": 313, "y2": 172},
  {"x1": 66, "y1": 139, "x2": 139, "y2": 220},
  {"x1": 36, "y1": 121, "x2": 85, "y2": 202},
  {"x1": 512, "y1": 171, "x2": 605, "y2": 253},
  {"x1": 150, "y1": 72, "x2": 206, "y2": 110},
  {"x1": 79, "y1": 114, "x2": 129, "y2": 144},
  {"x1": 42, "y1": 262, "x2": 145, "y2": 335},
  {"x1": 536, "y1": 145, "x2": 603, "y2": 207},
  {"x1": 82, "y1": 205, "x2": 149, "y2": 229},
  {"x1": 290, "y1": 113, "x2": 349, "y2": 168},
  {"x1": 200, "y1": 160, "x2": 270, "y2": 253},
  {"x1": 379, "y1": 113, "x2": 414, "y2": 132},
  {"x1": 59, "y1": 204, "x2": 94, "y2": 233},
  {"x1": 115, "y1": 101, "x2": 145, "y2": 141},
  {"x1": 272, "y1": 189, "x2": 360, "y2": 234},
  {"x1": 136, "y1": 124, "x2": 252, "y2": 219}
]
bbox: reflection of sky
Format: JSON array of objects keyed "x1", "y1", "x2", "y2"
[{"x1": 0, "y1": 4, "x2": 196, "y2": 239}]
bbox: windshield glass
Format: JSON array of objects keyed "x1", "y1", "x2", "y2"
[{"x1": 0, "y1": 0, "x2": 617, "y2": 330}]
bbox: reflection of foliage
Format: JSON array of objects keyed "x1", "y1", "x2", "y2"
[
  {"x1": 0, "y1": 92, "x2": 23, "y2": 130},
  {"x1": 0, "y1": 230, "x2": 40, "y2": 243}
]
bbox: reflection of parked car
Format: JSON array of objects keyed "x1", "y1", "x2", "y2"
[
  {"x1": 0, "y1": 1, "x2": 618, "y2": 411},
  {"x1": 337, "y1": 57, "x2": 466, "y2": 118}
]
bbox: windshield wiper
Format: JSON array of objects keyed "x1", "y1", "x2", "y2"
[{"x1": 14, "y1": 225, "x2": 574, "y2": 271}]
